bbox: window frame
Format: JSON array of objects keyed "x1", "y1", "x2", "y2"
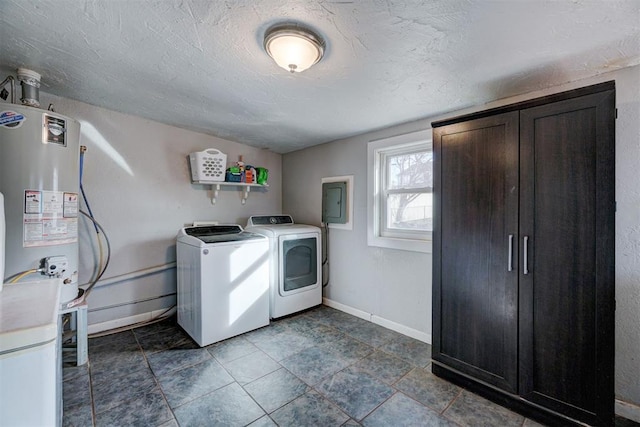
[{"x1": 367, "y1": 129, "x2": 433, "y2": 253}]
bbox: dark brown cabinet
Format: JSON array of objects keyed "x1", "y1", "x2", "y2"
[{"x1": 432, "y1": 82, "x2": 615, "y2": 426}]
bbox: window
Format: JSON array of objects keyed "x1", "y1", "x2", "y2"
[{"x1": 367, "y1": 129, "x2": 433, "y2": 253}]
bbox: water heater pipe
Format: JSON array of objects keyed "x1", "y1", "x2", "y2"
[{"x1": 16, "y1": 68, "x2": 41, "y2": 108}]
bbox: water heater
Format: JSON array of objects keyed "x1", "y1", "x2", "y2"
[{"x1": 0, "y1": 103, "x2": 80, "y2": 303}]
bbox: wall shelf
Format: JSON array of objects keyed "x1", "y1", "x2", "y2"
[{"x1": 193, "y1": 181, "x2": 269, "y2": 205}]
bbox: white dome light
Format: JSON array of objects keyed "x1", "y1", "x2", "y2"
[{"x1": 264, "y1": 24, "x2": 325, "y2": 73}]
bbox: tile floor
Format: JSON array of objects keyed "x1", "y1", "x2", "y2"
[{"x1": 62, "y1": 305, "x2": 639, "y2": 427}]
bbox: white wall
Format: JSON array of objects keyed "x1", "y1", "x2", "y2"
[
  {"x1": 282, "y1": 65, "x2": 640, "y2": 411},
  {"x1": 39, "y1": 93, "x2": 282, "y2": 328},
  {"x1": 282, "y1": 119, "x2": 432, "y2": 342}
]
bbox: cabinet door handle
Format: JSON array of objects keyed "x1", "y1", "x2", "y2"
[
  {"x1": 523, "y1": 236, "x2": 529, "y2": 275},
  {"x1": 508, "y1": 234, "x2": 514, "y2": 272}
]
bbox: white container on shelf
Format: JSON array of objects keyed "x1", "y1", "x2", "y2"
[{"x1": 189, "y1": 148, "x2": 227, "y2": 183}]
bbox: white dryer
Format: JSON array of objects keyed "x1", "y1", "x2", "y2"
[
  {"x1": 176, "y1": 225, "x2": 270, "y2": 346},
  {"x1": 246, "y1": 215, "x2": 322, "y2": 319}
]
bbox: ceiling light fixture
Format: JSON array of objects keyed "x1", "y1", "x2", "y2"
[{"x1": 264, "y1": 24, "x2": 325, "y2": 73}]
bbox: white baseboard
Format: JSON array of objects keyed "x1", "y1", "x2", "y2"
[
  {"x1": 322, "y1": 298, "x2": 371, "y2": 321},
  {"x1": 371, "y1": 315, "x2": 431, "y2": 344},
  {"x1": 322, "y1": 297, "x2": 431, "y2": 344},
  {"x1": 616, "y1": 399, "x2": 640, "y2": 423},
  {"x1": 87, "y1": 307, "x2": 176, "y2": 335}
]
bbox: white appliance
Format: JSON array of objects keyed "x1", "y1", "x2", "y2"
[
  {"x1": 176, "y1": 225, "x2": 270, "y2": 346},
  {"x1": 246, "y1": 215, "x2": 322, "y2": 319},
  {"x1": 0, "y1": 102, "x2": 81, "y2": 304},
  {"x1": 0, "y1": 279, "x2": 62, "y2": 427}
]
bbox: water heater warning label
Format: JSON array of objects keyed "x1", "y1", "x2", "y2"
[{"x1": 23, "y1": 189, "x2": 78, "y2": 247}]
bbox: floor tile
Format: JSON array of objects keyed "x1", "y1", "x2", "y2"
[
  {"x1": 132, "y1": 317, "x2": 178, "y2": 338},
  {"x1": 245, "y1": 368, "x2": 310, "y2": 413},
  {"x1": 89, "y1": 329, "x2": 138, "y2": 349},
  {"x1": 207, "y1": 335, "x2": 259, "y2": 364},
  {"x1": 146, "y1": 346, "x2": 212, "y2": 377},
  {"x1": 248, "y1": 415, "x2": 278, "y2": 426},
  {"x1": 251, "y1": 329, "x2": 316, "y2": 361},
  {"x1": 89, "y1": 338, "x2": 141, "y2": 366},
  {"x1": 305, "y1": 306, "x2": 358, "y2": 327},
  {"x1": 92, "y1": 366, "x2": 157, "y2": 414},
  {"x1": 353, "y1": 350, "x2": 413, "y2": 385},
  {"x1": 280, "y1": 345, "x2": 352, "y2": 385},
  {"x1": 362, "y1": 392, "x2": 458, "y2": 427},
  {"x1": 317, "y1": 366, "x2": 395, "y2": 421},
  {"x1": 277, "y1": 313, "x2": 322, "y2": 333},
  {"x1": 94, "y1": 386, "x2": 173, "y2": 427},
  {"x1": 89, "y1": 344, "x2": 148, "y2": 385},
  {"x1": 63, "y1": 372, "x2": 92, "y2": 413},
  {"x1": 343, "y1": 419, "x2": 362, "y2": 426},
  {"x1": 135, "y1": 326, "x2": 195, "y2": 354},
  {"x1": 303, "y1": 305, "x2": 336, "y2": 319},
  {"x1": 90, "y1": 355, "x2": 149, "y2": 386},
  {"x1": 326, "y1": 314, "x2": 368, "y2": 333},
  {"x1": 63, "y1": 361, "x2": 89, "y2": 382},
  {"x1": 270, "y1": 390, "x2": 350, "y2": 427},
  {"x1": 340, "y1": 320, "x2": 404, "y2": 348},
  {"x1": 323, "y1": 335, "x2": 374, "y2": 364},
  {"x1": 379, "y1": 334, "x2": 432, "y2": 366},
  {"x1": 63, "y1": 403, "x2": 93, "y2": 427},
  {"x1": 157, "y1": 358, "x2": 234, "y2": 408},
  {"x1": 395, "y1": 367, "x2": 461, "y2": 412},
  {"x1": 300, "y1": 323, "x2": 348, "y2": 347},
  {"x1": 244, "y1": 321, "x2": 291, "y2": 342},
  {"x1": 444, "y1": 390, "x2": 525, "y2": 427},
  {"x1": 523, "y1": 418, "x2": 547, "y2": 426},
  {"x1": 156, "y1": 419, "x2": 179, "y2": 427},
  {"x1": 173, "y1": 382, "x2": 265, "y2": 426},
  {"x1": 221, "y1": 350, "x2": 280, "y2": 385}
]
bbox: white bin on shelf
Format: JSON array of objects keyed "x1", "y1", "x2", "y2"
[{"x1": 189, "y1": 148, "x2": 227, "y2": 183}]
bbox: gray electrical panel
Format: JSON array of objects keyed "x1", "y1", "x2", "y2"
[{"x1": 322, "y1": 181, "x2": 347, "y2": 224}]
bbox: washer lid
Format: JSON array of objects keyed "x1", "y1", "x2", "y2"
[
  {"x1": 0, "y1": 279, "x2": 61, "y2": 354},
  {"x1": 182, "y1": 225, "x2": 265, "y2": 243}
]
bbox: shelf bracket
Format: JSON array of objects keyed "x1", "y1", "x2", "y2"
[
  {"x1": 201, "y1": 182, "x2": 267, "y2": 205},
  {"x1": 241, "y1": 186, "x2": 251, "y2": 205},
  {"x1": 210, "y1": 184, "x2": 221, "y2": 205}
]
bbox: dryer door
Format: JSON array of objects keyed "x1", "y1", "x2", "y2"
[{"x1": 278, "y1": 232, "x2": 321, "y2": 295}]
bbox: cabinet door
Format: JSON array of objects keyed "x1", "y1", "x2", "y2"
[
  {"x1": 433, "y1": 112, "x2": 519, "y2": 393},
  {"x1": 519, "y1": 90, "x2": 615, "y2": 425}
]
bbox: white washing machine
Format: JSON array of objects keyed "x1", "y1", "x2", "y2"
[
  {"x1": 246, "y1": 215, "x2": 322, "y2": 319},
  {"x1": 176, "y1": 225, "x2": 270, "y2": 346}
]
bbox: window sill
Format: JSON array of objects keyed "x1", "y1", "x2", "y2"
[{"x1": 367, "y1": 234, "x2": 432, "y2": 253}]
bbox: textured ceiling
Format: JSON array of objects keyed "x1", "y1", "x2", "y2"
[{"x1": 1, "y1": 0, "x2": 639, "y2": 153}]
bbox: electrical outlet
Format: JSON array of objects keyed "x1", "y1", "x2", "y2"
[{"x1": 43, "y1": 256, "x2": 69, "y2": 277}]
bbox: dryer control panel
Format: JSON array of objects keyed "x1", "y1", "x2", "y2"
[{"x1": 247, "y1": 215, "x2": 294, "y2": 226}]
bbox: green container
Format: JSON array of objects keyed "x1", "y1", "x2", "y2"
[{"x1": 256, "y1": 167, "x2": 268, "y2": 185}]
